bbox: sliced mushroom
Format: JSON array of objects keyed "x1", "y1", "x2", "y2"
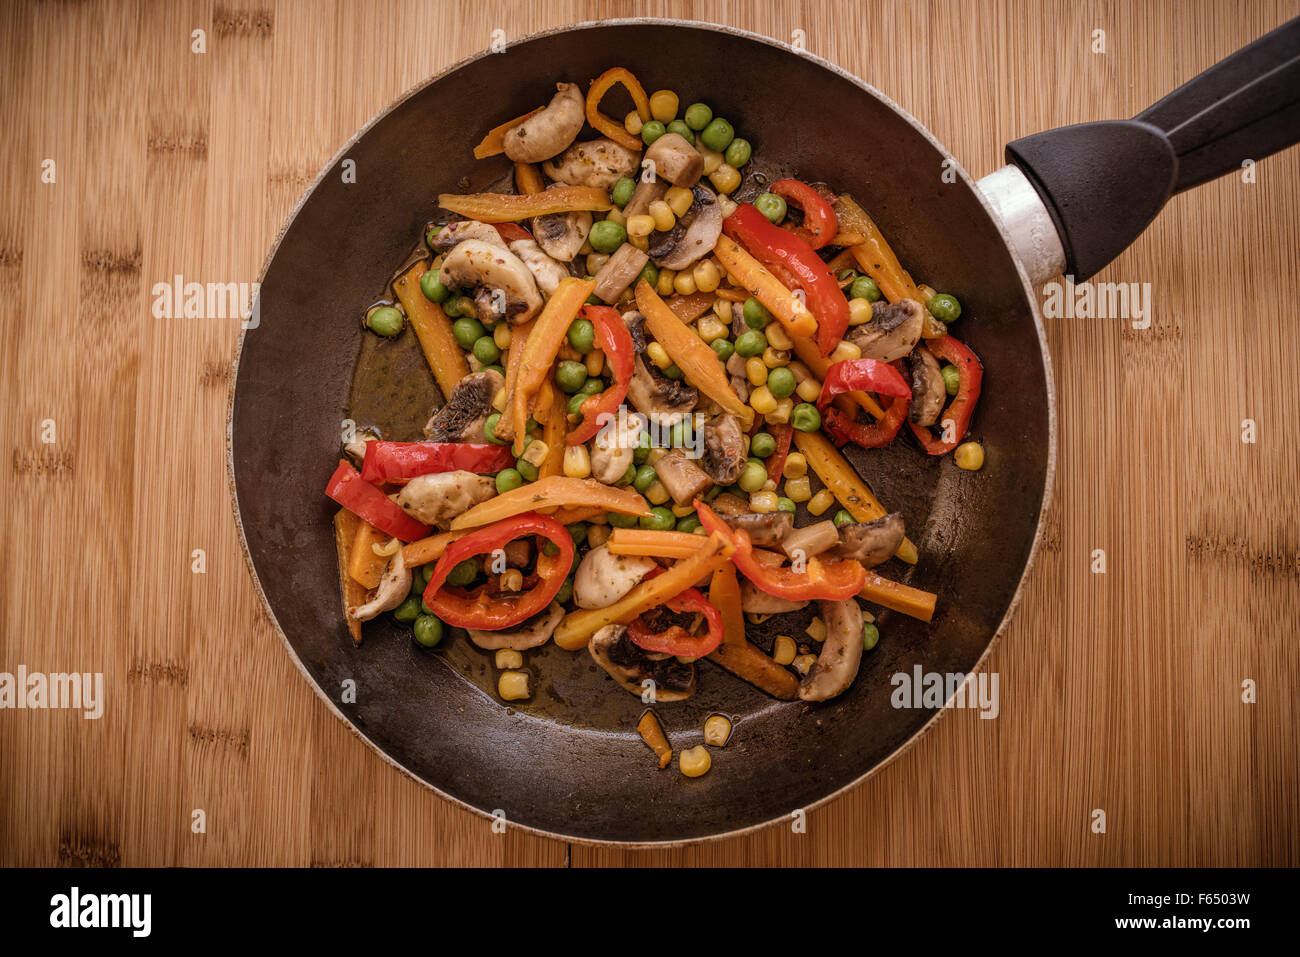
[
  {"x1": 439, "y1": 239, "x2": 543, "y2": 325},
  {"x1": 424, "y1": 369, "x2": 504, "y2": 441},
  {"x1": 590, "y1": 413, "x2": 641, "y2": 485},
  {"x1": 503, "y1": 82, "x2": 585, "y2": 163},
  {"x1": 343, "y1": 428, "x2": 380, "y2": 466},
  {"x1": 351, "y1": 549, "x2": 412, "y2": 622},
  {"x1": 593, "y1": 243, "x2": 649, "y2": 303},
  {"x1": 542, "y1": 137, "x2": 640, "y2": 190},
  {"x1": 573, "y1": 545, "x2": 657, "y2": 609},
  {"x1": 908, "y1": 345, "x2": 946, "y2": 427},
  {"x1": 740, "y1": 580, "x2": 808, "y2": 615},
  {"x1": 653, "y1": 449, "x2": 713, "y2": 506},
  {"x1": 642, "y1": 133, "x2": 704, "y2": 187},
  {"x1": 780, "y1": 520, "x2": 840, "y2": 560},
  {"x1": 699, "y1": 413, "x2": 745, "y2": 485},
  {"x1": 834, "y1": 512, "x2": 904, "y2": 568},
  {"x1": 708, "y1": 492, "x2": 750, "y2": 516},
  {"x1": 720, "y1": 510, "x2": 793, "y2": 546},
  {"x1": 532, "y1": 205, "x2": 592, "y2": 263},
  {"x1": 624, "y1": 311, "x2": 697, "y2": 426},
  {"x1": 624, "y1": 176, "x2": 669, "y2": 217},
  {"x1": 466, "y1": 603, "x2": 563, "y2": 651},
  {"x1": 395, "y1": 470, "x2": 496, "y2": 528},
  {"x1": 430, "y1": 219, "x2": 506, "y2": 252},
  {"x1": 649, "y1": 184, "x2": 723, "y2": 271},
  {"x1": 799, "y1": 598, "x2": 864, "y2": 702},
  {"x1": 846, "y1": 298, "x2": 925, "y2": 363},
  {"x1": 588, "y1": 624, "x2": 697, "y2": 701},
  {"x1": 508, "y1": 238, "x2": 569, "y2": 296}
]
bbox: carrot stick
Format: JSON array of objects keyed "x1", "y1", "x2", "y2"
[
  {"x1": 394, "y1": 262, "x2": 470, "y2": 400},
  {"x1": 333, "y1": 509, "x2": 366, "y2": 645},
  {"x1": 607, "y1": 528, "x2": 706, "y2": 560},
  {"x1": 450, "y1": 476, "x2": 651, "y2": 531},
  {"x1": 712, "y1": 235, "x2": 818, "y2": 339},
  {"x1": 438, "y1": 187, "x2": 611, "y2": 223},
  {"x1": 704, "y1": 565, "x2": 799, "y2": 699},
  {"x1": 860, "y1": 571, "x2": 936, "y2": 622},
  {"x1": 538, "y1": 393, "x2": 569, "y2": 479},
  {"x1": 472, "y1": 107, "x2": 543, "y2": 159},
  {"x1": 834, "y1": 195, "x2": 922, "y2": 304},
  {"x1": 636, "y1": 711, "x2": 673, "y2": 769},
  {"x1": 494, "y1": 318, "x2": 534, "y2": 444},
  {"x1": 401, "y1": 529, "x2": 472, "y2": 568},
  {"x1": 511, "y1": 277, "x2": 595, "y2": 454},
  {"x1": 514, "y1": 162, "x2": 544, "y2": 195}
]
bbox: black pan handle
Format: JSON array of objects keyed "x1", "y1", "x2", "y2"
[{"x1": 1001, "y1": 16, "x2": 1300, "y2": 280}]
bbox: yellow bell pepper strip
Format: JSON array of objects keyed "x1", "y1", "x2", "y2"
[
  {"x1": 860, "y1": 571, "x2": 937, "y2": 623},
  {"x1": 607, "y1": 528, "x2": 708, "y2": 560},
  {"x1": 712, "y1": 234, "x2": 818, "y2": 339},
  {"x1": 493, "y1": 318, "x2": 534, "y2": 445},
  {"x1": 401, "y1": 529, "x2": 472, "y2": 568},
  {"x1": 347, "y1": 521, "x2": 389, "y2": 589},
  {"x1": 511, "y1": 277, "x2": 596, "y2": 453},
  {"x1": 553, "y1": 532, "x2": 730, "y2": 651},
  {"x1": 635, "y1": 279, "x2": 754, "y2": 429},
  {"x1": 636, "y1": 711, "x2": 673, "y2": 769},
  {"x1": 585, "y1": 67, "x2": 651, "y2": 152},
  {"x1": 437, "y1": 187, "x2": 612, "y2": 223},
  {"x1": 514, "y1": 161, "x2": 544, "y2": 195},
  {"x1": 450, "y1": 476, "x2": 651, "y2": 531},
  {"x1": 472, "y1": 107, "x2": 543, "y2": 159},
  {"x1": 833, "y1": 194, "x2": 922, "y2": 304},
  {"x1": 791, "y1": 430, "x2": 918, "y2": 564},
  {"x1": 538, "y1": 395, "x2": 569, "y2": 479},
  {"x1": 394, "y1": 262, "x2": 470, "y2": 401},
  {"x1": 704, "y1": 565, "x2": 799, "y2": 699},
  {"x1": 333, "y1": 509, "x2": 366, "y2": 645},
  {"x1": 791, "y1": 337, "x2": 886, "y2": 420}
]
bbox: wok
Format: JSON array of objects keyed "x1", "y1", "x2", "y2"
[{"x1": 228, "y1": 18, "x2": 1300, "y2": 844}]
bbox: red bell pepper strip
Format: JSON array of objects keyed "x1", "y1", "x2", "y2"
[
  {"x1": 493, "y1": 222, "x2": 533, "y2": 244},
  {"x1": 771, "y1": 179, "x2": 838, "y2": 250},
  {"x1": 764, "y1": 424, "x2": 793, "y2": 485},
  {"x1": 422, "y1": 512, "x2": 573, "y2": 630},
  {"x1": 816, "y1": 358, "x2": 911, "y2": 414},
  {"x1": 695, "y1": 502, "x2": 866, "y2": 601},
  {"x1": 567, "y1": 304, "x2": 635, "y2": 445},
  {"x1": 723, "y1": 203, "x2": 849, "y2": 357},
  {"x1": 324, "y1": 460, "x2": 430, "y2": 543},
  {"x1": 823, "y1": 393, "x2": 910, "y2": 449},
  {"x1": 907, "y1": 335, "x2": 984, "y2": 455},
  {"x1": 626, "y1": 569, "x2": 724, "y2": 658},
  {"x1": 360, "y1": 442, "x2": 514, "y2": 485}
]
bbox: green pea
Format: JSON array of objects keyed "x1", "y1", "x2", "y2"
[
  {"x1": 589, "y1": 219, "x2": 627, "y2": 254},
  {"x1": 608, "y1": 511, "x2": 639, "y2": 529},
  {"x1": 676, "y1": 515, "x2": 701, "y2": 534},
  {"x1": 425, "y1": 225, "x2": 443, "y2": 249},
  {"x1": 778, "y1": 497, "x2": 796, "y2": 514},
  {"x1": 567, "y1": 318, "x2": 595, "y2": 353},
  {"x1": 738, "y1": 460, "x2": 768, "y2": 493},
  {"x1": 542, "y1": 540, "x2": 559, "y2": 557},
  {"x1": 750, "y1": 432, "x2": 776, "y2": 458},
  {"x1": 418, "y1": 268, "x2": 450, "y2": 302},
  {"x1": 367, "y1": 306, "x2": 403, "y2": 338},
  {"x1": 618, "y1": 463, "x2": 637, "y2": 486},
  {"x1": 482, "y1": 365, "x2": 505, "y2": 377},
  {"x1": 446, "y1": 558, "x2": 478, "y2": 587},
  {"x1": 754, "y1": 192, "x2": 788, "y2": 224},
  {"x1": 633, "y1": 431, "x2": 652, "y2": 465},
  {"x1": 421, "y1": 563, "x2": 436, "y2": 586},
  {"x1": 724, "y1": 138, "x2": 752, "y2": 168},
  {"x1": 742, "y1": 297, "x2": 770, "y2": 329},
  {"x1": 580, "y1": 377, "x2": 605, "y2": 396},
  {"x1": 556, "y1": 360, "x2": 589, "y2": 394},
  {"x1": 633, "y1": 464, "x2": 658, "y2": 492},
  {"x1": 666, "y1": 120, "x2": 695, "y2": 145},
  {"x1": 413, "y1": 615, "x2": 444, "y2": 648},
  {"x1": 611, "y1": 177, "x2": 636, "y2": 208},
  {"x1": 567, "y1": 392, "x2": 587, "y2": 416},
  {"x1": 850, "y1": 275, "x2": 882, "y2": 302},
  {"x1": 640, "y1": 506, "x2": 676, "y2": 531},
  {"x1": 662, "y1": 364, "x2": 683, "y2": 380},
  {"x1": 641, "y1": 120, "x2": 667, "y2": 145},
  {"x1": 393, "y1": 596, "x2": 421, "y2": 623},
  {"x1": 791, "y1": 402, "x2": 822, "y2": 432},
  {"x1": 702, "y1": 485, "x2": 722, "y2": 502},
  {"x1": 928, "y1": 293, "x2": 962, "y2": 323},
  {"x1": 472, "y1": 336, "x2": 500, "y2": 365},
  {"x1": 452, "y1": 317, "x2": 485, "y2": 349},
  {"x1": 700, "y1": 117, "x2": 734, "y2": 152},
  {"x1": 555, "y1": 576, "x2": 575, "y2": 605},
  {"x1": 585, "y1": 293, "x2": 602, "y2": 305},
  {"x1": 495, "y1": 468, "x2": 523, "y2": 493},
  {"x1": 837, "y1": 268, "x2": 859, "y2": 283},
  {"x1": 482, "y1": 413, "x2": 506, "y2": 445},
  {"x1": 638, "y1": 262, "x2": 660, "y2": 287},
  {"x1": 670, "y1": 418, "x2": 694, "y2": 448},
  {"x1": 710, "y1": 338, "x2": 734, "y2": 361},
  {"x1": 941, "y1": 364, "x2": 960, "y2": 396},
  {"x1": 766, "y1": 366, "x2": 796, "y2": 399},
  {"x1": 833, "y1": 509, "x2": 856, "y2": 528},
  {"x1": 734, "y1": 329, "x2": 767, "y2": 357},
  {"x1": 516, "y1": 458, "x2": 539, "y2": 482},
  {"x1": 420, "y1": 593, "x2": 436, "y2": 615},
  {"x1": 862, "y1": 621, "x2": 880, "y2": 652},
  {"x1": 450, "y1": 294, "x2": 477, "y2": 320},
  {"x1": 683, "y1": 102, "x2": 713, "y2": 131}
]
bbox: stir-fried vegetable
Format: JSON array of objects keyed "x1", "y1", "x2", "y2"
[
  {"x1": 712, "y1": 234, "x2": 817, "y2": 339},
  {"x1": 704, "y1": 565, "x2": 799, "y2": 699},
  {"x1": 907, "y1": 334, "x2": 984, "y2": 455},
  {"x1": 437, "y1": 187, "x2": 612, "y2": 223},
  {"x1": 346, "y1": 521, "x2": 389, "y2": 589},
  {"x1": 360, "y1": 442, "x2": 514, "y2": 484},
  {"x1": 333, "y1": 509, "x2": 367, "y2": 645},
  {"x1": 566, "y1": 305, "x2": 635, "y2": 445},
  {"x1": 450, "y1": 476, "x2": 652, "y2": 530},
  {"x1": 511, "y1": 277, "x2": 596, "y2": 453},
  {"x1": 585, "y1": 66, "x2": 651, "y2": 150},
  {"x1": 627, "y1": 570, "x2": 724, "y2": 657},
  {"x1": 472, "y1": 107, "x2": 543, "y2": 159},
  {"x1": 325, "y1": 460, "x2": 430, "y2": 542},
  {"x1": 395, "y1": 262, "x2": 470, "y2": 400}
]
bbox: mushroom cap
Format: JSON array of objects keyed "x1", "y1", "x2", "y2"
[{"x1": 588, "y1": 624, "x2": 697, "y2": 701}]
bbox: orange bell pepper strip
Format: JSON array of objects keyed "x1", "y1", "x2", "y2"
[
  {"x1": 607, "y1": 528, "x2": 707, "y2": 560},
  {"x1": 450, "y1": 476, "x2": 651, "y2": 531},
  {"x1": 514, "y1": 162, "x2": 544, "y2": 195},
  {"x1": 585, "y1": 67, "x2": 651, "y2": 152},
  {"x1": 333, "y1": 509, "x2": 366, "y2": 645},
  {"x1": 472, "y1": 107, "x2": 543, "y2": 159},
  {"x1": 511, "y1": 277, "x2": 596, "y2": 454},
  {"x1": 347, "y1": 521, "x2": 389, "y2": 589},
  {"x1": 860, "y1": 571, "x2": 937, "y2": 623},
  {"x1": 438, "y1": 187, "x2": 612, "y2": 223},
  {"x1": 833, "y1": 194, "x2": 922, "y2": 304}
]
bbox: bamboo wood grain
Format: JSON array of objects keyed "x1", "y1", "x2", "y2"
[{"x1": 0, "y1": 0, "x2": 1295, "y2": 867}]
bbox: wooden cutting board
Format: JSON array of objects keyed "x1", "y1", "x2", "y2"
[{"x1": 1, "y1": 0, "x2": 1296, "y2": 866}]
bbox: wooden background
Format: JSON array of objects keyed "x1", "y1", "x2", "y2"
[{"x1": 1, "y1": 0, "x2": 1296, "y2": 867}]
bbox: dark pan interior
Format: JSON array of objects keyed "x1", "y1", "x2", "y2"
[{"x1": 230, "y1": 21, "x2": 1051, "y2": 844}]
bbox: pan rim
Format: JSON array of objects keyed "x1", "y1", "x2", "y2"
[{"x1": 225, "y1": 16, "x2": 1058, "y2": 850}]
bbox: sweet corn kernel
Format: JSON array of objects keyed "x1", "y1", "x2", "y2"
[
  {"x1": 764, "y1": 322, "x2": 793, "y2": 350},
  {"x1": 626, "y1": 214, "x2": 656, "y2": 239},
  {"x1": 495, "y1": 649, "x2": 523, "y2": 669},
  {"x1": 796, "y1": 378, "x2": 823, "y2": 402},
  {"x1": 749, "y1": 385, "x2": 777, "y2": 415},
  {"x1": 604, "y1": 207, "x2": 626, "y2": 227},
  {"x1": 578, "y1": 238, "x2": 594, "y2": 256},
  {"x1": 492, "y1": 387, "x2": 508, "y2": 413},
  {"x1": 784, "y1": 476, "x2": 812, "y2": 502},
  {"x1": 493, "y1": 324, "x2": 512, "y2": 350},
  {"x1": 679, "y1": 745, "x2": 711, "y2": 778},
  {"x1": 587, "y1": 524, "x2": 610, "y2": 547},
  {"x1": 698, "y1": 316, "x2": 728, "y2": 343},
  {"x1": 917, "y1": 283, "x2": 937, "y2": 304},
  {"x1": 709, "y1": 163, "x2": 741, "y2": 195},
  {"x1": 954, "y1": 440, "x2": 985, "y2": 471},
  {"x1": 699, "y1": 145, "x2": 724, "y2": 174},
  {"x1": 585, "y1": 350, "x2": 604, "y2": 377},
  {"x1": 563, "y1": 444, "x2": 591, "y2": 478},
  {"x1": 648, "y1": 200, "x2": 676, "y2": 232},
  {"x1": 647, "y1": 341, "x2": 672, "y2": 369},
  {"x1": 750, "y1": 490, "x2": 779, "y2": 513},
  {"x1": 829, "y1": 340, "x2": 862, "y2": 363},
  {"x1": 808, "y1": 489, "x2": 836, "y2": 516},
  {"x1": 783, "y1": 452, "x2": 807, "y2": 479},
  {"x1": 762, "y1": 479, "x2": 777, "y2": 493},
  {"x1": 629, "y1": 233, "x2": 650, "y2": 252},
  {"x1": 656, "y1": 268, "x2": 676, "y2": 296},
  {"x1": 558, "y1": 342, "x2": 581, "y2": 362},
  {"x1": 645, "y1": 481, "x2": 671, "y2": 506},
  {"x1": 500, "y1": 569, "x2": 524, "y2": 592},
  {"x1": 498, "y1": 670, "x2": 532, "y2": 701},
  {"x1": 848, "y1": 297, "x2": 874, "y2": 326},
  {"x1": 665, "y1": 185, "x2": 694, "y2": 217},
  {"x1": 746, "y1": 612, "x2": 773, "y2": 625},
  {"x1": 717, "y1": 195, "x2": 738, "y2": 218},
  {"x1": 806, "y1": 616, "x2": 827, "y2": 643},
  {"x1": 773, "y1": 635, "x2": 797, "y2": 665},
  {"x1": 712, "y1": 298, "x2": 732, "y2": 323},
  {"x1": 586, "y1": 252, "x2": 610, "y2": 275},
  {"x1": 625, "y1": 110, "x2": 644, "y2": 136},
  {"x1": 693, "y1": 259, "x2": 721, "y2": 293},
  {"x1": 745, "y1": 357, "x2": 768, "y2": 386},
  {"x1": 673, "y1": 269, "x2": 697, "y2": 296},
  {"x1": 467, "y1": 355, "x2": 484, "y2": 372},
  {"x1": 762, "y1": 346, "x2": 790, "y2": 368},
  {"x1": 671, "y1": 502, "x2": 696, "y2": 518},
  {"x1": 766, "y1": 398, "x2": 793, "y2": 425},
  {"x1": 521, "y1": 439, "x2": 549, "y2": 469},
  {"x1": 703, "y1": 715, "x2": 732, "y2": 747},
  {"x1": 649, "y1": 89, "x2": 679, "y2": 122},
  {"x1": 794, "y1": 653, "x2": 818, "y2": 676},
  {"x1": 646, "y1": 447, "x2": 668, "y2": 466}
]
